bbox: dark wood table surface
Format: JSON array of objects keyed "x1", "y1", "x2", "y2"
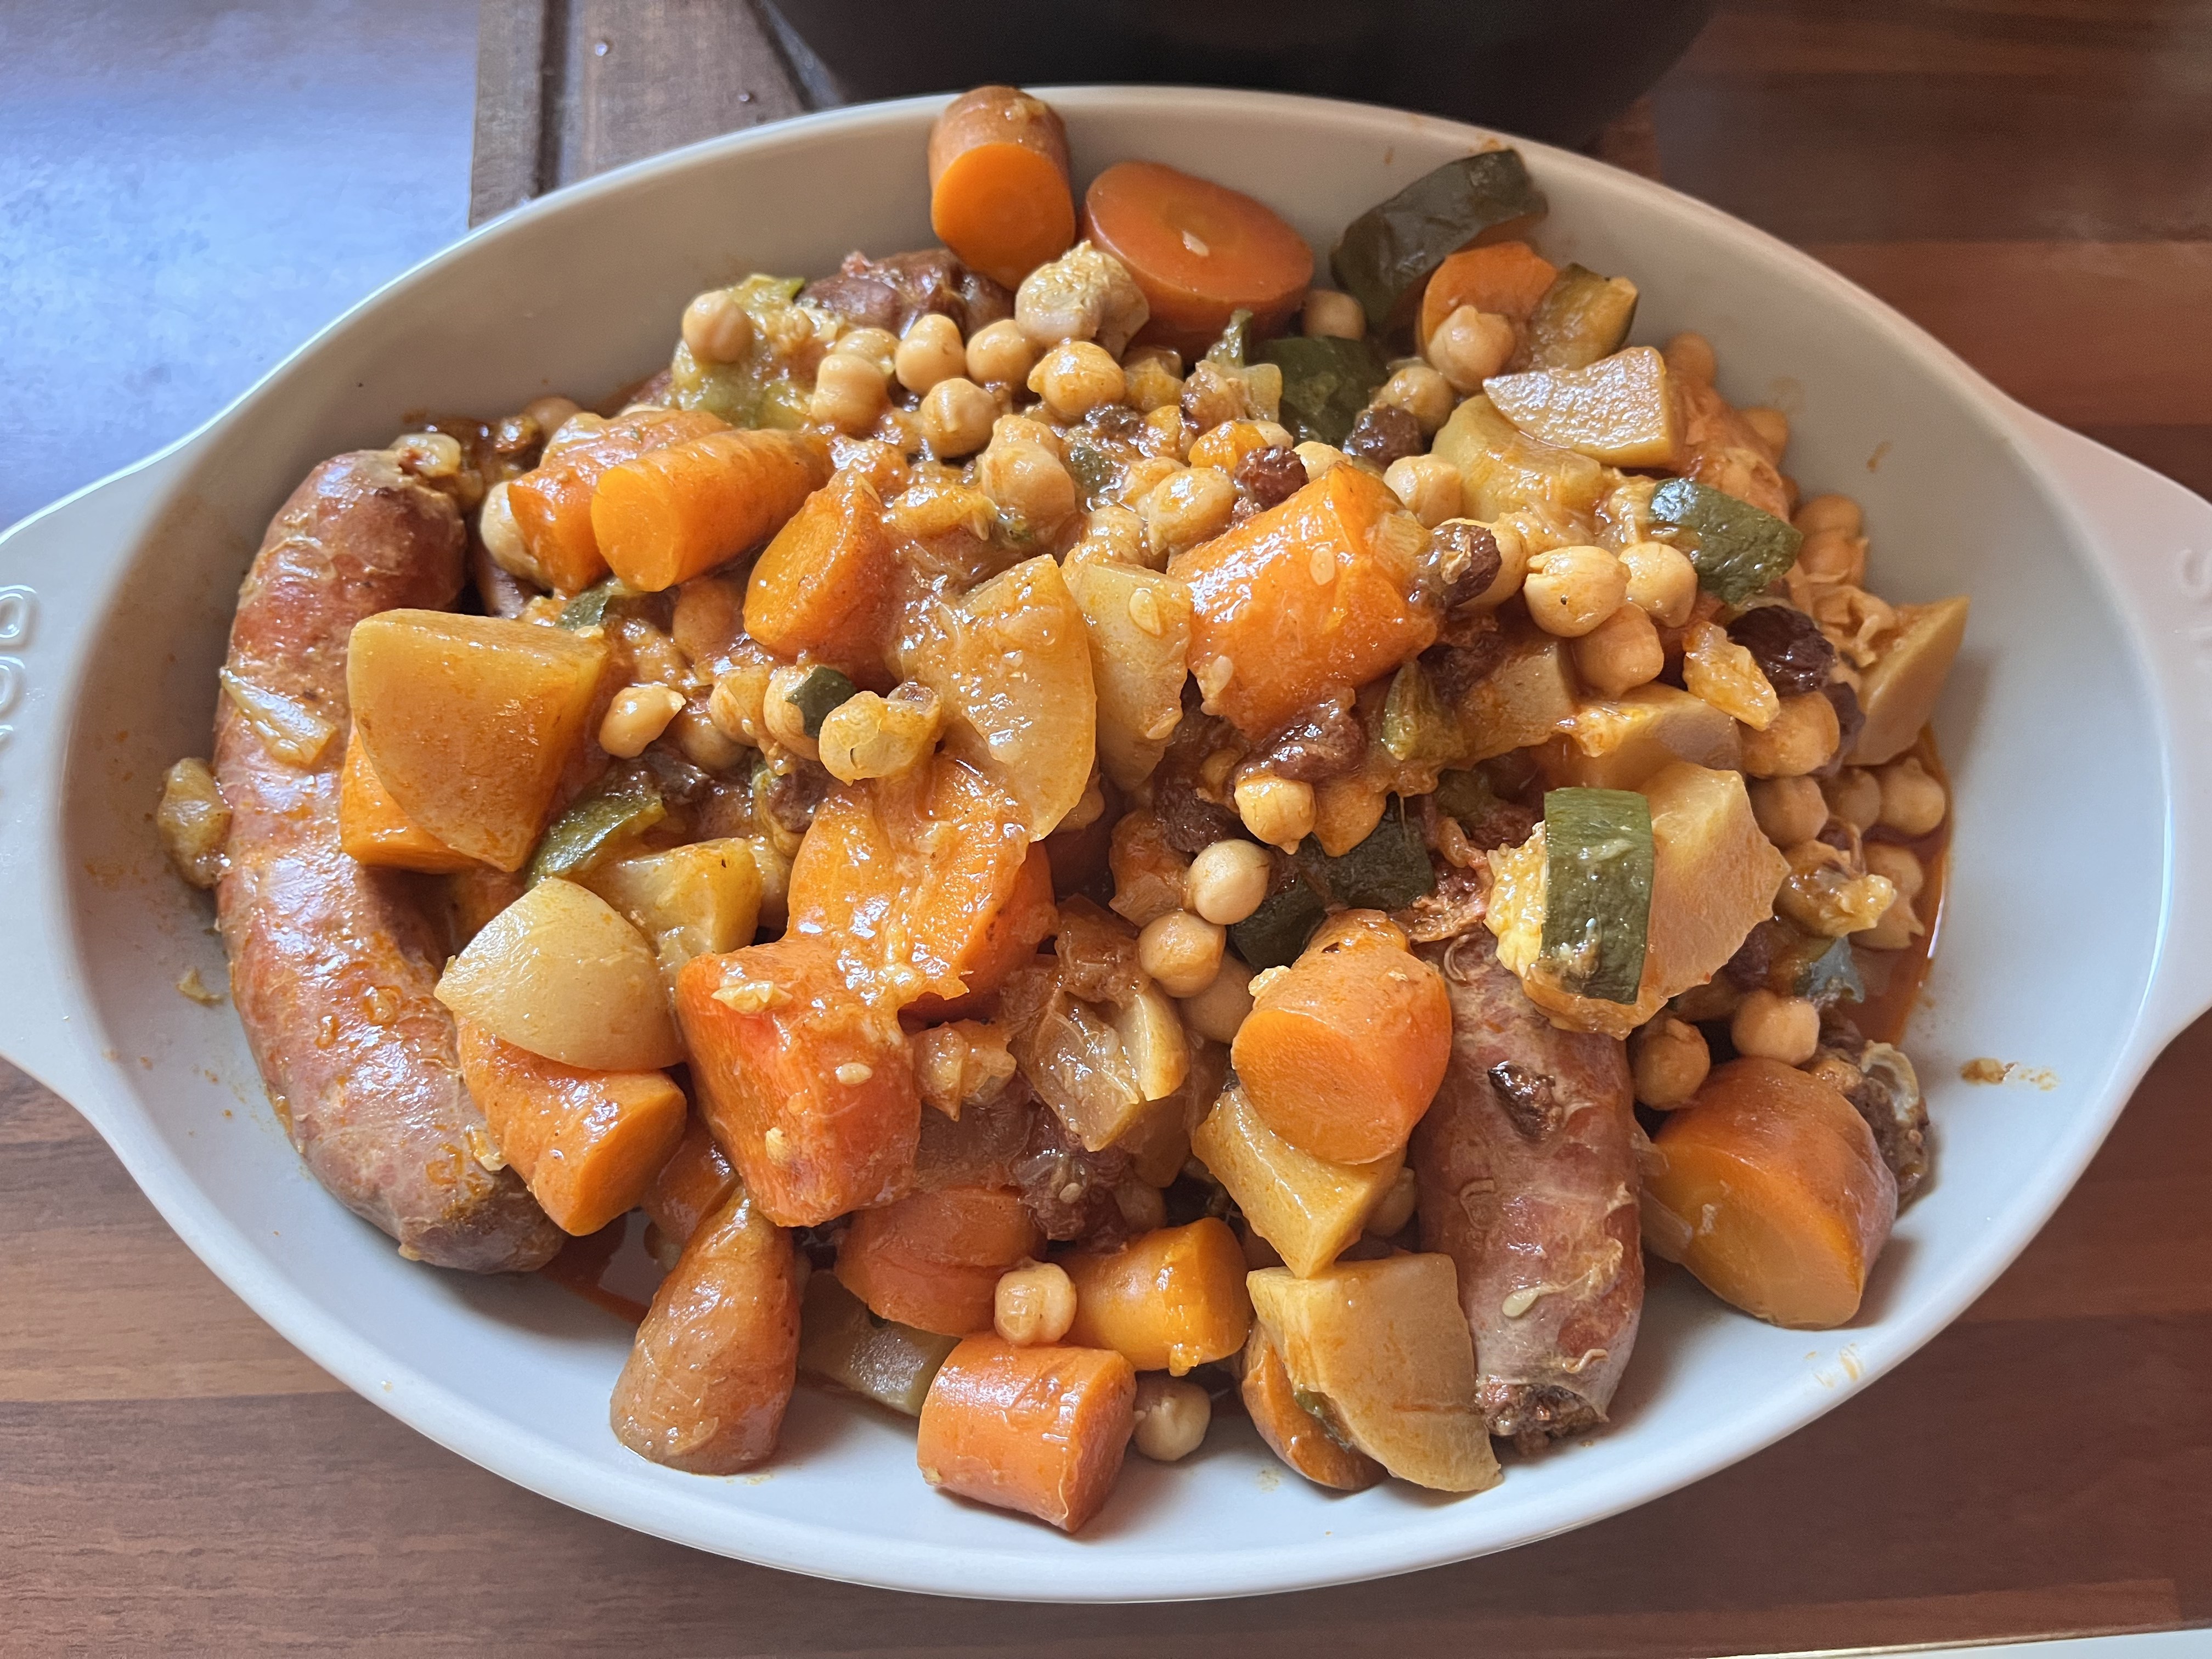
[{"x1": 5, "y1": 2, "x2": 2211, "y2": 1652}]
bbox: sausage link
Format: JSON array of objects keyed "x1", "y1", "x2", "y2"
[
  {"x1": 214, "y1": 450, "x2": 561, "y2": 1272},
  {"x1": 1412, "y1": 930, "x2": 1643, "y2": 1449}
]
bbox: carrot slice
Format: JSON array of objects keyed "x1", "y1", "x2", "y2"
[
  {"x1": 927, "y1": 86, "x2": 1076, "y2": 289},
  {"x1": 1082, "y1": 160, "x2": 1314, "y2": 357},
  {"x1": 1062, "y1": 1218, "x2": 1253, "y2": 1374},
  {"x1": 591, "y1": 428, "x2": 831, "y2": 592},
  {"x1": 506, "y1": 408, "x2": 725, "y2": 595},
  {"x1": 455, "y1": 1021, "x2": 688, "y2": 1235},
  {"x1": 916, "y1": 1336, "x2": 1136, "y2": 1532},
  {"x1": 835, "y1": 1184, "x2": 1043, "y2": 1336},
  {"x1": 1239, "y1": 1328, "x2": 1385, "y2": 1492},
  {"x1": 642, "y1": 1111, "x2": 738, "y2": 1249},
  {"x1": 337, "y1": 728, "x2": 477, "y2": 873},
  {"x1": 742, "y1": 467, "x2": 898, "y2": 689},
  {"x1": 1418, "y1": 241, "x2": 1559, "y2": 350}
]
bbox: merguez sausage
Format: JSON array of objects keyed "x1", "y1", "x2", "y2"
[
  {"x1": 1411, "y1": 930, "x2": 1643, "y2": 1449},
  {"x1": 214, "y1": 450, "x2": 561, "y2": 1272}
]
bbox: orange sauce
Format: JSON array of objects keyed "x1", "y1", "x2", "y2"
[
  {"x1": 1851, "y1": 729, "x2": 1950, "y2": 1046},
  {"x1": 538, "y1": 1218, "x2": 650, "y2": 1324}
]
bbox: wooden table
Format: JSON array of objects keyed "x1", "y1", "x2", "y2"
[{"x1": 7, "y1": 2, "x2": 2212, "y2": 1651}]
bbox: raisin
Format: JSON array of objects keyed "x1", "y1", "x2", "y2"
[
  {"x1": 1256, "y1": 691, "x2": 1363, "y2": 782},
  {"x1": 1343, "y1": 404, "x2": 1422, "y2": 470},
  {"x1": 1421, "y1": 629, "x2": 1508, "y2": 704},
  {"x1": 1726, "y1": 603, "x2": 1836, "y2": 697},
  {"x1": 1233, "y1": 445, "x2": 1308, "y2": 513},
  {"x1": 802, "y1": 248, "x2": 1007, "y2": 336},
  {"x1": 1412, "y1": 520, "x2": 1502, "y2": 611},
  {"x1": 1820, "y1": 678, "x2": 1864, "y2": 774}
]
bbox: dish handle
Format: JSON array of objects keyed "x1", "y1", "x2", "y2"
[
  {"x1": 2013, "y1": 410, "x2": 2212, "y2": 1049},
  {"x1": 0, "y1": 447, "x2": 198, "y2": 1114}
]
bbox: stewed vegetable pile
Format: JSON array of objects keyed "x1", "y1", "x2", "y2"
[{"x1": 166, "y1": 84, "x2": 1966, "y2": 1533}]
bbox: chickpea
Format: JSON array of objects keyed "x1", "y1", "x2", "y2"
[
  {"x1": 1663, "y1": 330, "x2": 1717, "y2": 388},
  {"x1": 1141, "y1": 465, "x2": 1237, "y2": 556},
  {"x1": 1234, "y1": 772, "x2": 1316, "y2": 851},
  {"x1": 1138, "y1": 909, "x2": 1227, "y2": 998},
  {"x1": 1426, "y1": 306, "x2": 1516, "y2": 393},
  {"x1": 1824, "y1": 766, "x2": 1882, "y2": 832},
  {"x1": 708, "y1": 660, "x2": 771, "y2": 748},
  {"x1": 1383, "y1": 455, "x2": 1463, "y2": 529},
  {"x1": 975, "y1": 438, "x2": 1077, "y2": 533},
  {"x1": 1145, "y1": 403, "x2": 1193, "y2": 459},
  {"x1": 1364, "y1": 1166, "x2": 1419, "y2": 1238},
  {"x1": 1631, "y1": 1016, "x2": 1711, "y2": 1108},
  {"x1": 1863, "y1": 840, "x2": 1925, "y2": 902},
  {"x1": 1181, "y1": 359, "x2": 1248, "y2": 432},
  {"x1": 1294, "y1": 441, "x2": 1346, "y2": 482},
  {"x1": 1301, "y1": 288, "x2": 1366, "y2": 340},
  {"x1": 1185, "y1": 837, "x2": 1272, "y2": 926},
  {"x1": 1131, "y1": 1374, "x2": 1212, "y2": 1462},
  {"x1": 1741, "y1": 405, "x2": 1790, "y2": 455},
  {"x1": 816, "y1": 683, "x2": 944, "y2": 783},
  {"x1": 918, "y1": 376, "x2": 997, "y2": 458},
  {"x1": 477, "y1": 481, "x2": 533, "y2": 579},
  {"x1": 1740, "y1": 691, "x2": 1842, "y2": 778},
  {"x1": 1731, "y1": 990, "x2": 1820, "y2": 1066},
  {"x1": 681, "y1": 289, "x2": 754, "y2": 364},
  {"x1": 993, "y1": 1261, "x2": 1076, "y2": 1347},
  {"x1": 521, "y1": 394, "x2": 583, "y2": 439},
  {"x1": 1618, "y1": 539, "x2": 1699, "y2": 628},
  {"x1": 761, "y1": 664, "x2": 822, "y2": 760},
  {"x1": 1464, "y1": 517, "x2": 1531, "y2": 610},
  {"x1": 1794, "y1": 493, "x2": 1863, "y2": 540},
  {"x1": 1522, "y1": 545, "x2": 1629, "y2": 637},
  {"x1": 892, "y1": 311, "x2": 966, "y2": 395},
  {"x1": 1028, "y1": 340, "x2": 1126, "y2": 420},
  {"x1": 1876, "y1": 756, "x2": 1948, "y2": 836},
  {"x1": 964, "y1": 318, "x2": 1036, "y2": 386},
  {"x1": 809, "y1": 352, "x2": 888, "y2": 435},
  {"x1": 830, "y1": 324, "x2": 899, "y2": 376},
  {"x1": 1376, "y1": 364, "x2": 1455, "y2": 434},
  {"x1": 1571, "y1": 603, "x2": 1664, "y2": 697},
  {"x1": 1797, "y1": 526, "x2": 1866, "y2": 589},
  {"x1": 1751, "y1": 775, "x2": 1829, "y2": 848},
  {"x1": 669, "y1": 703, "x2": 746, "y2": 771},
  {"x1": 1179, "y1": 955, "x2": 1254, "y2": 1045},
  {"x1": 1123, "y1": 352, "x2": 1184, "y2": 414},
  {"x1": 598, "y1": 683, "x2": 686, "y2": 759}
]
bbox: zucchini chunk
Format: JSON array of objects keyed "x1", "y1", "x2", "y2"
[
  {"x1": 1228, "y1": 878, "x2": 1328, "y2": 971},
  {"x1": 1538, "y1": 787, "x2": 1655, "y2": 1006},
  {"x1": 1519, "y1": 263, "x2": 1639, "y2": 371},
  {"x1": 1258, "y1": 335, "x2": 1389, "y2": 448},
  {"x1": 1650, "y1": 477, "x2": 1804, "y2": 606},
  {"x1": 1330, "y1": 150, "x2": 1547, "y2": 335},
  {"x1": 1295, "y1": 799, "x2": 1437, "y2": 912},
  {"x1": 529, "y1": 768, "x2": 667, "y2": 885},
  {"x1": 1482, "y1": 346, "x2": 1680, "y2": 468}
]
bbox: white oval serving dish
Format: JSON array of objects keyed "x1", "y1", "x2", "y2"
[{"x1": 3, "y1": 87, "x2": 2211, "y2": 1602}]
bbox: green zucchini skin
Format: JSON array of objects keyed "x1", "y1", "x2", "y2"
[
  {"x1": 1259, "y1": 335, "x2": 1388, "y2": 447},
  {"x1": 1650, "y1": 477, "x2": 1804, "y2": 606},
  {"x1": 1228, "y1": 878, "x2": 1328, "y2": 970},
  {"x1": 1295, "y1": 799, "x2": 1437, "y2": 913},
  {"x1": 1519, "y1": 264, "x2": 1639, "y2": 371},
  {"x1": 1538, "y1": 787, "x2": 1654, "y2": 1006},
  {"x1": 1330, "y1": 150, "x2": 1547, "y2": 335},
  {"x1": 528, "y1": 769, "x2": 667, "y2": 886},
  {"x1": 787, "y1": 664, "x2": 860, "y2": 738}
]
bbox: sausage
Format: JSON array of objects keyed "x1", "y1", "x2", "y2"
[
  {"x1": 1410, "y1": 930, "x2": 1643, "y2": 1450},
  {"x1": 214, "y1": 450, "x2": 562, "y2": 1272}
]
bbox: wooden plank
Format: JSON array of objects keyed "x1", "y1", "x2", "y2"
[{"x1": 471, "y1": 0, "x2": 552, "y2": 223}]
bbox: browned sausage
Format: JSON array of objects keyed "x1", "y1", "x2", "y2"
[
  {"x1": 214, "y1": 450, "x2": 561, "y2": 1272},
  {"x1": 1411, "y1": 931, "x2": 1643, "y2": 1450},
  {"x1": 611, "y1": 1185, "x2": 800, "y2": 1472}
]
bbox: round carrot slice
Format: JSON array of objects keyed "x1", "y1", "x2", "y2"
[{"x1": 1081, "y1": 160, "x2": 1313, "y2": 355}]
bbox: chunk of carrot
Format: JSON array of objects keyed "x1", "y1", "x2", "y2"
[
  {"x1": 1239, "y1": 1327, "x2": 1385, "y2": 1492},
  {"x1": 337, "y1": 727, "x2": 477, "y2": 873},
  {"x1": 1170, "y1": 464, "x2": 1438, "y2": 740},
  {"x1": 591, "y1": 427, "x2": 831, "y2": 592},
  {"x1": 1231, "y1": 919, "x2": 1453, "y2": 1165},
  {"x1": 1082, "y1": 160, "x2": 1314, "y2": 357},
  {"x1": 455, "y1": 1021, "x2": 687, "y2": 1235},
  {"x1": 835, "y1": 1184, "x2": 1044, "y2": 1336},
  {"x1": 903, "y1": 844, "x2": 1056, "y2": 1022},
  {"x1": 674, "y1": 934, "x2": 921, "y2": 1227},
  {"x1": 506, "y1": 408, "x2": 726, "y2": 594},
  {"x1": 1418, "y1": 241, "x2": 1559, "y2": 351},
  {"x1": 927, "y1": 86, "x2": 1076, "y2": 290},
  {"x1": 916, "y1": 1336, "x2": 1136, "y2": 1532},
  {"x1": 611, "y1": 1183, "x2": 800, "y2": 1473},
  {"x1": 742, "y1": 468, "x2": 898, "y2": 689},
  {"x1": 642, "y1": 1111, "x2": 738, "y2": 1249},
  {"x1": 1062, "y1": 1217, "x2": 1252, "y2": 1375}
]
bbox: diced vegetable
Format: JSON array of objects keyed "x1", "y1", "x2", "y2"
[
  {"x1": 834, "y1": 1184, "x2": 1043, "y2": 1336},
  {"x1": 507, "y1": 409, "x2": 727, "y2": 595},
  {"x1": 1189, "y1": 1083, "x2": 1402, "y2": 1278},
  {"x1": 347, "y1": 610, "x2": 610, "y2": 872},
  {"x1": 927, "y1": 85, "x2": 1076, "y2": 290},
  {"x1": 1518, "y1": 263, "x2": 1639, "y2": 371},
  {"x1": 1295, "y1": 800, "x2": 1437, "y2": 912},
  {"x1": 1227, "y1": 878, "x2": 1327, "y2": 972},
  {"x1": 1483, "y1": 346, "x2": 1680, "y2": 468},
  {"x1": 901, "y1": 554, "x2": 1097, "y2": 838},
  {"x1": 1461, "y1": 625, "x2": 1577, "y2": 762},
  {"x1": 1240, "y1": 1328, "x2": 1385, "y2": 1491},
  {"x1": 1643, "y1": 1057, "x2": 1898, "y2": 1328},
  {"x1": 1849, "y1": 595, "x2": 1968, "y2": 765},
  {"x1": 1381, "y1": 659, "x2": 1466, "y2": 770},
  {"x1": 1431, "y1": 392, "x2": 1609, "y2": 523},
  {"x1": 1330, "y1": 150, "x2": 1547, "y2": 334},
  {"x1": 1418, "y1": 240, "x2": 1558, "y2": 349},
  {"x1": 1537, "y1": 684, "x2": 1742, "y2": 791},
  {"x1": 1011, "y1": 979, "x2": 1153, "y2": 1152},
  {"x1": 674, "y1": 934, "x2": 921, "y2": 1227},
  {"x1": 1246, "y1": 1254, "x2": 1499, "y2": 1492},
  {"x1": 455, "y1": 1022, "x2": 687, "y2": 1235},
  {"x1": 337, "y1": 729, "x2": 476, "y2": 873},
  {"x1": 1061, "y1": 1218, "x2": 1254, "y2": 1375},
  {"x1": 1232, "y1": 921, "x2": 1452, "y2": 1164},
  {"x1": 743, "y1": 470, "x2": 899, "y2": 689},
  {"x1": 798, "y1": 1271, "x2": 959, "y2": 1415},
  {"x1": 1537, "y1": 787, "x2": 1655, "y2": 1007},
  {"x1": 1650, "y1": 477, "x2": 1804, "y2": 607},
  {"x1": 1081, "y1": 161, "x2": 1314, "y2": 355},
  {"x1": 1170, "y1": 465, "x2": 1437, "y2": 740},
  {"x1": 436, "y1": 878, "x2": 682, "y2": 1070},
  {"x1": 1062, "y1": 557, "x2": 1193, "y2": 792},
  {"x1": 1258, "y1": 335, "x2": 1390, "y2": 448},
  {"x1": 582, "y1": 837, "x2": 763, "y2": 988},
  {"x1": 642, "y1": 1113, "x2": 738, "y2": 1252},
  {"x1": 916, "y1": 1336, "x2": 1136, "y2": 1533},
  {"x1": 591, "y1": 427, "x2": 832, "y2": 593},
  {"x1": 1778, "y1": 930, "x2": 1866, "y2": 1007},
  {"x1": 669, "y1": 274, "x2": 812, "y2": 430},
  {"x1": 787, "y1": 665, "x2": 860, "y2": 739},
  {"x1": 556, "y1": 577, "x2": 642, "y2": 631},
  {"x1": 527, "y1": 769, "x2": 665, "y2": 886},
  {"x1": 610, "y1": 1184, "x2": 799, "y2": 1474},
  {"x1": 218, "y1": 667, "x2": 336, "y2": 768}
]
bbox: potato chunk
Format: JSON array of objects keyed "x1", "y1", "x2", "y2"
[
  {"x1": 582, "y1": 837, "x2": 763, "y2": 990},
  {"x1": 1849, "y1": 595, "x2": 1968, "y2": 765},
  {"x1": 1190, "y1": 1082, "x2": 1401, "y2": 1277},
  {"x1": 347, "y1": 610, "x2": 608, "y2": 871},
  {"x1": 1062, "y1": 557, "x2": 1192, "y2": 791},
  {"x1": 1483, "y1": 346, "x2": 1680, "y2": 467},
  {"x1": 1537, "y1": 684, "x2": 1743, "y2": 791}
]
